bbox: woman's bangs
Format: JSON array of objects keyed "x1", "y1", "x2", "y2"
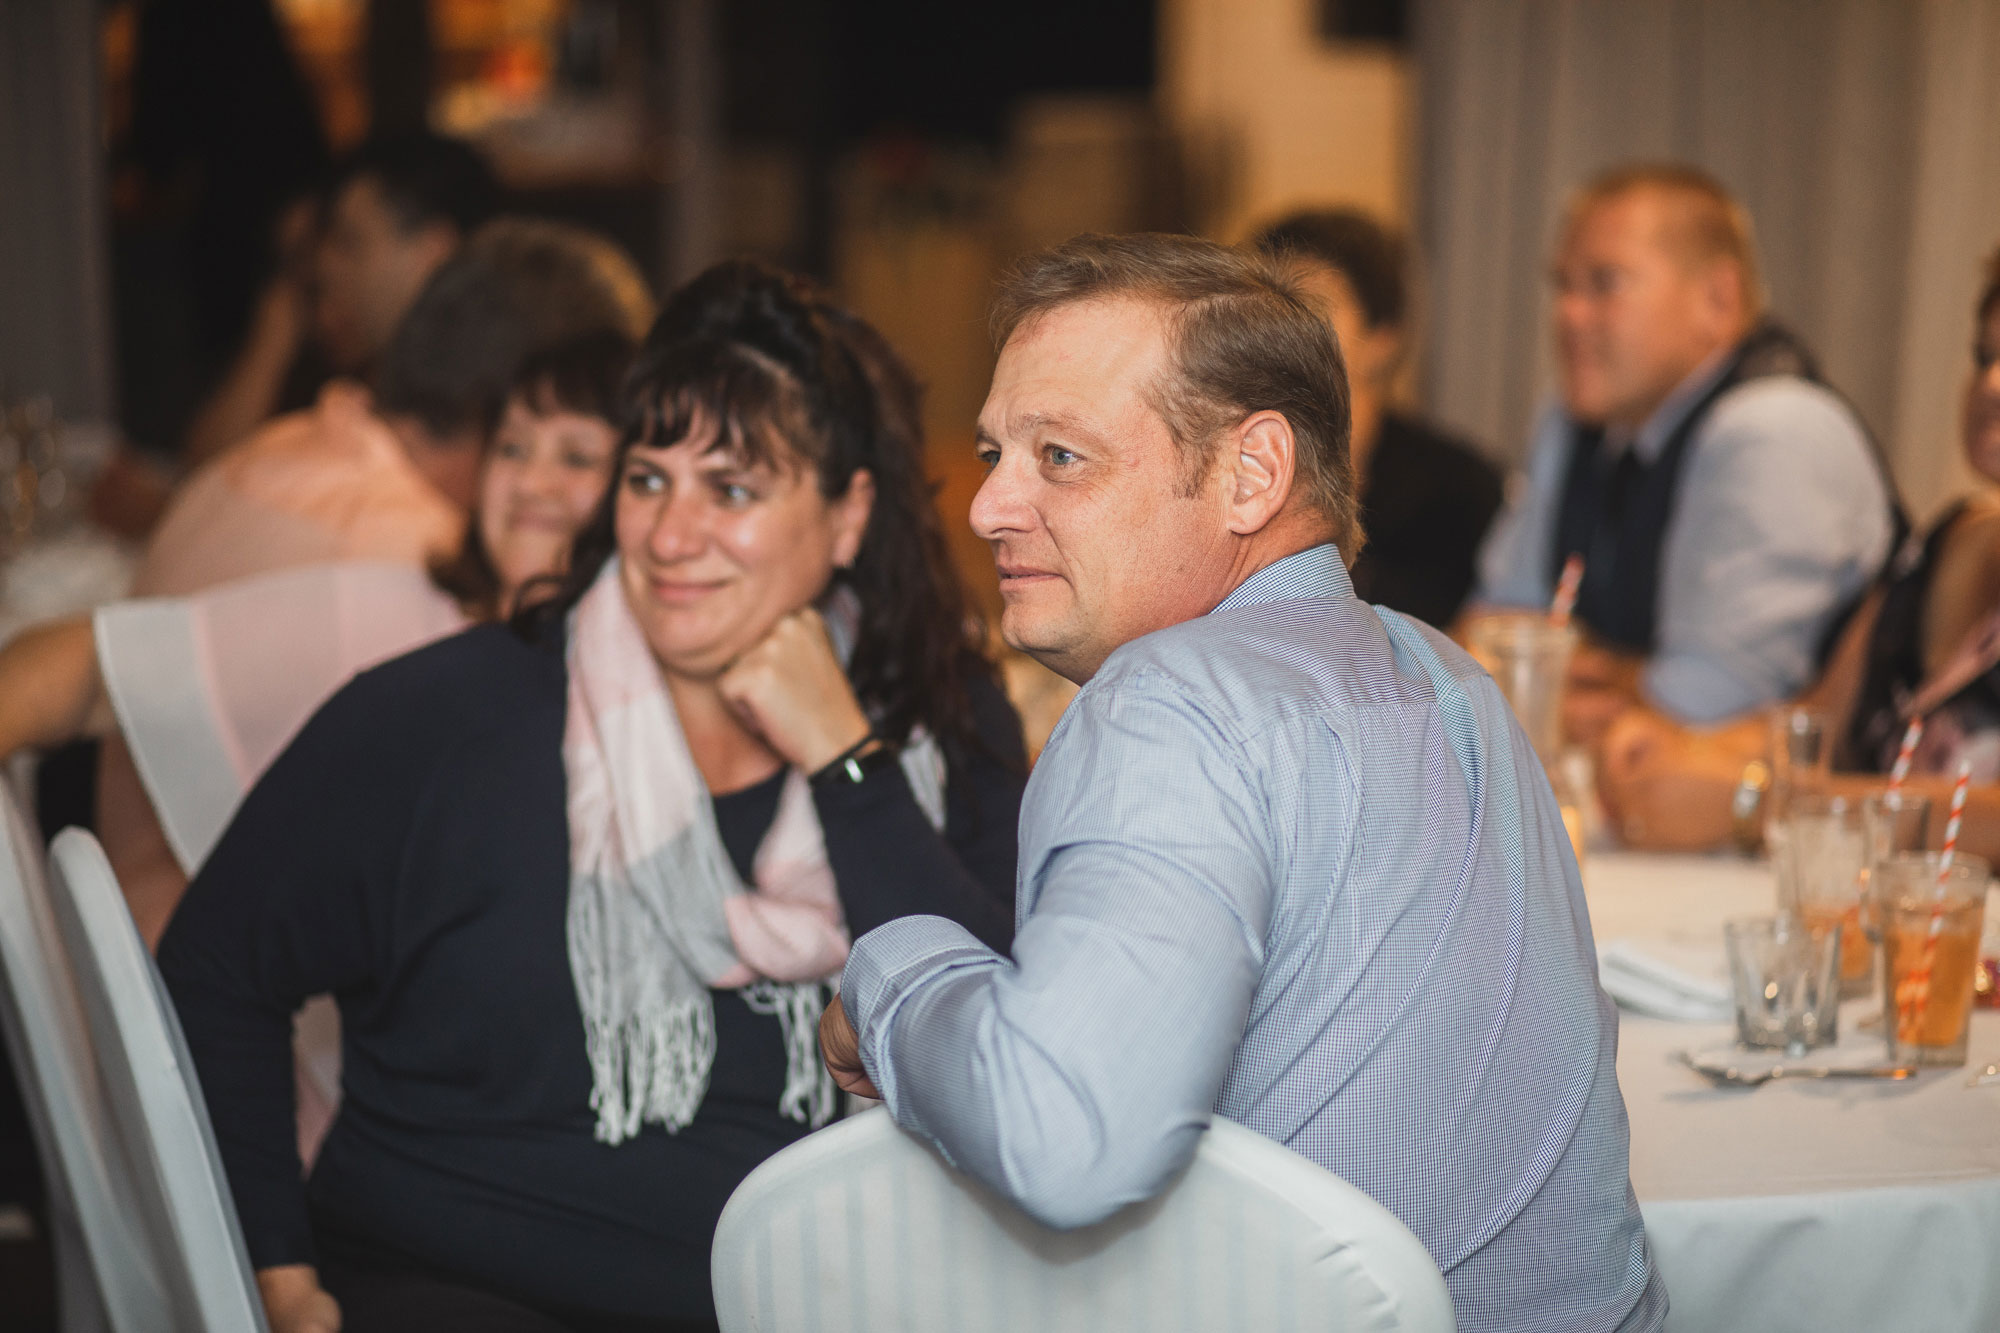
[{"x1": 631, "y1": 344, "x2": 816, "y2": 475}]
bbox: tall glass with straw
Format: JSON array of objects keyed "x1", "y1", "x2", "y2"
[
  {"x1": 1467, "y1": 555, "x2": 1585, "y2": 866},
  {"x1": 1876, "y1": 760, "x2": 1989, "y2": 1066}
]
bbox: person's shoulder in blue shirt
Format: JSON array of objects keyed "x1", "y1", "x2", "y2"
[{"x1": 822, "y1": 234, "x2": 1665, "y2": 1333}]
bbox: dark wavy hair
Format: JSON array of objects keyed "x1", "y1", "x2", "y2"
[
  {"x1": 518, "y1": 260, "x2": 990, "y2": 752},
  {"x1": 429, "y1": 328, "x2": 638, "y2": 617}
]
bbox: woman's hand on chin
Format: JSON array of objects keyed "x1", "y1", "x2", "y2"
[{"x1": 717, "y1": 608, "x2": 873, "y2": 773}]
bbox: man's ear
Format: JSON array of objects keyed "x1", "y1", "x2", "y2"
[{"x1": 1225, "y1": 410, "x2": 1297, "y2": 536}]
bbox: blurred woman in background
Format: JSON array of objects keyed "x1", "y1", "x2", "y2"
[
  {"x1": 0, "y1": 329, "x2": 636, "y2": 942},
  {"x1": 160, "y1": 261, "x2": 1024, "y2": 1332}
]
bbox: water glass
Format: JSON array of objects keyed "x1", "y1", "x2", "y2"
[
  {"x1": 1772, "y1": 795, "x2": 1869, "y2": 996},
  {"x1": 1874, "y1": 853, "x2": 1989, "y2": 1067},
  {"x1": 1466, "y1": 615, "x2": 1576, "y2": 763},
  {"x1": 1766, "y1": 707, "x2": 1832, "y2": 825},
  {"x1": 1724, "y1": 915, "x2": 1842, "y2": 1052}
]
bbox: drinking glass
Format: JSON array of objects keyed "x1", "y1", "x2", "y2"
[
  {"x1": 1466, "y1": 616, "x2": 1583, "y2": 865},
  {"x1": 1466, "y1": 615, "x2": 1576, "y2": 763},
  {"x1": 1724, "y1": 915, "x2": 1842, "y2": 1052},
  {"x1": 1773, "y1": 795, "x2": 1870, "y2": 996},
  {"x1": 1766, "y1": 707, "x2": 1832, "y2": 826},
  {"x1": 1875, "y1": 853, "x2": 1989, "y2": 1066}
]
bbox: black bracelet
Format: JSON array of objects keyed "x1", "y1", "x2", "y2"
[{"x1": 810, "y1": 734, "x2": 897, "y2": 787}]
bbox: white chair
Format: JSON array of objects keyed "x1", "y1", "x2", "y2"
[
  {"x1": 45, "y1": 827, "x2": 267, "y2": 1333},
  {"x1": 711, "y1": 1107, "x2": 1456, "y2": 1332},
  {"x1": 0, "y1": 785, "x2": 161, "y2": 1331}
]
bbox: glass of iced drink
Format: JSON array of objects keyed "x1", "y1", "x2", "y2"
[
  {"x1": 1774, "y1": 795, "x2": 1871, "y2": 997},
  {"x1": 1876, "y1": 852, "x2": 1990, "y2": 1066}
]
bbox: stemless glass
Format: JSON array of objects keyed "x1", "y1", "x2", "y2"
[
  {"x1": 1875, "y1": 853, "x2": 1990, "y2": 1066},
  {"x1": 1766, "y1": 707, "x2": 1832, "y2": 827},
  {"x1": 1724, "y1": 915, "x2": 1842, "y2": 1053},
  {"x1": 1773, "y1": 794, "x2": 1870, "y2": 996}
]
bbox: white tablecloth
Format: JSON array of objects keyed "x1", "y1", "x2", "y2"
[{"x1": 1589, "y1": 853, "x2": 2000, "y2": 1332}]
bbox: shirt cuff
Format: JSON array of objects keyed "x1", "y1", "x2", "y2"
[{"x1": 841, "y1": 914, "x2": 1002, "y2": 1113}]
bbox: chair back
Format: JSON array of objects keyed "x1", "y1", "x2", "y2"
[
  {"x1": 45, "y1": 828, "x2": 267, "y2": 1333},
  {"x1": 711, "y1": 1108, "x2": 1455, "y2": 1332},
  {"x1": 0, "y1": 787, "x2": 162, "y2": 1331}
]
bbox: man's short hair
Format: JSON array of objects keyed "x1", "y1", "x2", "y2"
[
  {"x1": 374, "y1": 218, "x2": 656, "y2": 440},
  {"x1": 1248, "y1": 209, "x2": 1408, "y2": 330},
  {"x1": 990, "y1": 233, "x2": 1361, "y2": 556},
  {"x1": 1565, "y1": 163, "x2": 1766, "y2": 318},
  {"x1": 1980, "y1": 245, "x2": 2000, "y2": 328},
  {"x1": 331, "y1": 131, "x2": 499, "y2": 237}
]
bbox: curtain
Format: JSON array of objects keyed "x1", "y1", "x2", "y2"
[
  {"x1": 0, "y1": 0, "x2": 114, "y2": 422},
  {"x1": 1416, "y1": 0, "x2": 2000, "y2": 520}
]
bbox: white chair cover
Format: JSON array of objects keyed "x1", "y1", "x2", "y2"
[
  {"x1": 45, "y1": 828, "x2": 267, "y2": 1333},
  {"x1": 711, "y1": 1108, "x2": 1455, "y2": 1333},
  {"x1": 0, "y1": 786, "x2": 160, "y2": 1331}
]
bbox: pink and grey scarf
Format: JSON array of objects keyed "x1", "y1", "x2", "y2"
[{"x1": 562, "y1": 559, "x2": 943, "y2": 1143}]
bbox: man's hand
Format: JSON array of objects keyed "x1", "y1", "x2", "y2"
[
  {"x1": 1596, "y1": 705, "x2": 1748, "y2": 851},
  {"x1": 717, "y1": 609, "x2": 872, "y2": 774},
  {"x1": 257, "y1": 1264, "x2": 340, "y2": 1333},
  {"x1": 818, "y1": 993, "x2": 880, "y2": 1100},
  {"x1": 1563, "y1": 643, "x2": 1646, "y2": 749}
]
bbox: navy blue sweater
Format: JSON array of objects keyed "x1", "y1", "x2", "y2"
[{"x1": 159, "y1": 624, "x2": 1023, "y2": 1323}]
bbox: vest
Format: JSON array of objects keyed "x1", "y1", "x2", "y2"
[{"x1": 1549, "y1": 322, "x2": 1905, "y2": 655}]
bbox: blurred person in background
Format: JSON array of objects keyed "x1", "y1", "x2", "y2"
[
  {"x1": 1251, "y1": 208, "x2": 1502, "y2": 627},
  {"x1": 89, "y1": 220, "x2": 651, "y2": 961},
  {"x1": 0, "y1": 330, "x2": 639, "y2": 943},
  {"x1": 1599, "y1": 248, "x2": 2000, "y2": 858},
  {"x1": 1473, "y1": 164, "x2": 1899, "y2": 745},
  {"x1": 159, "y1": 262, "x2": 1023, "y2": 1332},
  {"x1": 137, "y1": 216, "x2": 652, "y2": 598},
  {"x1": 180, "y1": 132, "x2": 501, "y2": 467}
]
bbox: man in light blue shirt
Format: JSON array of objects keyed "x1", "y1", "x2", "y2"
[
  {"x1": 820, "y1": 233, "x2": 1665, "y2": 1332},
  {"x1": 1475, "y1": 165, "x2": 1895, "y2": 735}
]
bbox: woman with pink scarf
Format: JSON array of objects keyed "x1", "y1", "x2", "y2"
[{"x1": 159, "y1": 262, "x2": 1024, "y2": 1333}]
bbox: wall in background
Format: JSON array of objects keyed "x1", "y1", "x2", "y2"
[
  {"x1": 0, "y1": 2, "x2": 115, "y2": 422},
  {"x1": 1158, "y1": 0, "x2": 1413, "y2": 240}
]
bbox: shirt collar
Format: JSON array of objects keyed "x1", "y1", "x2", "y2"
[
  {"x1": 1623, "y1": 344, "x2": 1735, "y2": 464},
  {"x1": 1214, "y1": 543, "x2": 1354, "y2": 612}
]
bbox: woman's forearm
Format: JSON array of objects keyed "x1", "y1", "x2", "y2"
[{"x1": 0, "y1": 617, "x2": 112, "y2": 760}]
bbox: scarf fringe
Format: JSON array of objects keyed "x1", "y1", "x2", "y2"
[
  {"x1": 585, "y1": 997, "x2": 717, "y2": 1144},
  {"x1": 742, "y1": 980, "x2": 838, "y2": 1128}
]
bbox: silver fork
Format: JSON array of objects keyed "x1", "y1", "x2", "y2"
[{"x1": 1674, "y1": 1050, "x2": 1917, "y2": 1087}]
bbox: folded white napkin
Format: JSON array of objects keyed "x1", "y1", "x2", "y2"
[{"x1": 1598, "y1": 938, "x2": 1734, "y2": 1023}]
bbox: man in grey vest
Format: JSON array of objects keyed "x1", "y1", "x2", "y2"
[{"x1": 1474, "y1": 164, "x2": 1895, "y2": 744}]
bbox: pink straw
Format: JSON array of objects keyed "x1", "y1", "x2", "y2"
[
  {"x1": 1888, "y1": 717, "x2": 1924, "y2": 793},
  {"x1": 1548, "y1": 554, "x2": 1584, "y2": 627}
]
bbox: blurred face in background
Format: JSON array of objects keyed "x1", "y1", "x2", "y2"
[
  {"x1": 478, "y1": 394, "x2": 619, "y2": 602},
  {"x1": 1550, "y1": 187, "x2": 1746, "y2": 430},
  {"x1": 1289, "y1": 261, "x2": 1400, "y2": 395},
  {"x1": 314, "y1": 175, "x2": 458, "y2": 372},
  {"x1": 614, "y1": 409, "x2": 873, "y2": 681},
  {"x1": 1965, "y1": 301, "x2": 2000, "y2": 483}
]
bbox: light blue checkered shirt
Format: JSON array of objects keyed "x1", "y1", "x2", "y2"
[{"x1": 843, "y1": 545, "x2": 1666, "y2": 1332}]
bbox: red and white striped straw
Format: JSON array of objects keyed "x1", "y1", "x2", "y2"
[
  {"x1": 1548, "y1": 554, "x2": 1585, "y2": 627},
  {"x1": 1899, "y1": 758, "x2": 1973, "y2": 1030},
  {"x1": 1935, "y1": 758, "x2": 1970, "y2": 885},
  {"x1": 1888, "y1": 717, "x2": 1925, "y2": 793}
]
